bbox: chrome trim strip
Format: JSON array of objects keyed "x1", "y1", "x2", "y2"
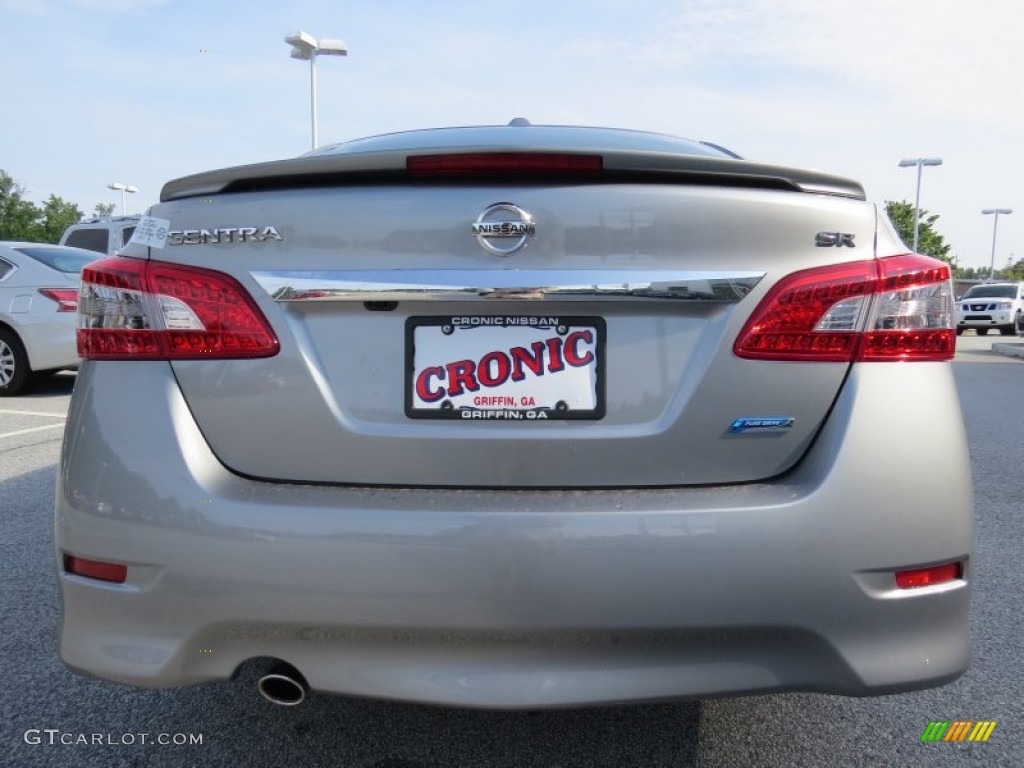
[
  {"x1": 0, "y1": 257, "x2": 17, "y2": 282},
  {"x1": 251, "y1": 269, "x2": 764, "y2": 303}
]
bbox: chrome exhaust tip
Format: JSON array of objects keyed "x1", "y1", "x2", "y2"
[{"x1": 257, "y1": 661, "x2": 308, "y2": 706}]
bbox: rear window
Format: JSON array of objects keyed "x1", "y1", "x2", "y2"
[
  {"x1": 962, "y1": 284, "x2": 1018, "y2": 299},
  {"x1": 64, "y1": 228, "x2": 109, "y2": 254},
  {"x1": 317, "y1": 126, "x2": 732, "y2": 158},
  {"x1": 14, "y1": 246, "x2": 97, "y2": 274}
]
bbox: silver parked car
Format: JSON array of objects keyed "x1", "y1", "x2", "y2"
[
  {"x1": 57, "y1": 124, "x2": 973, "y2": 709},
  {"x1": 59, "y1": 215, "x2": 140, "y2": 256},
  {"x1": 0, "y1": 241, "x2": 96, "y2": 396}
]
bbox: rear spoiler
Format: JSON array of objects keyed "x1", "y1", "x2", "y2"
[{"x1": 161, "y1": 150, "x2": 865, "y2": 202}]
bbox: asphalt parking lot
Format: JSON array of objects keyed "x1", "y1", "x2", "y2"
[{"x1": 2, "y1": 335, "x2": 1022, "y2": 767}]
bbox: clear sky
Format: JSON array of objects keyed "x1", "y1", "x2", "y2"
[{"x1": 2, "y1": 0, "x2": 1020, "y2": 270}]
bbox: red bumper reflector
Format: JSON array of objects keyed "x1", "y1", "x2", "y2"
[
  {"x1": 895, "y1": 561, "x2": 962, "y2": 589},
  {"x1": 64, "y1": 555, "x2": 128, "y2": 584}
]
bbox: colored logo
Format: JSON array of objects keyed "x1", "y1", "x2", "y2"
[
  {"x1": 921, "y1": 721, "x2": 997, "y2": 742},
  {"x1": 728, "y1": 417, "x2": 794, "y2": 433}
]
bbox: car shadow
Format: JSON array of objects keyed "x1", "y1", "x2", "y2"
[{"x1": 22, "y1": 371, "x2": 77, "y2": 398}]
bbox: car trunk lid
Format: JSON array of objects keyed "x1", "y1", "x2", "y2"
[{"x1": 149, "y1": 165, "x2": 875, "y2": 487}]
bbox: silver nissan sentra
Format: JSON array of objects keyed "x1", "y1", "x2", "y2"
[{"x1": 56, "y1": 123, "x2": 973, "y2": 708}]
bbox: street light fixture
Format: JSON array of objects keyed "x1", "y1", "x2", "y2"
[
  {"x1": 898, "y1": 157, "x2": 942, "y2": 254},
  {"x1": 107, "y1": 182, "x2": 137, "y2": 216},
  {"x1": 981, "y1": 208, "x2": 1012, "y2": 281},
  {"x1": 284, "y1": 30, "x2": 347, "y2": 151}
]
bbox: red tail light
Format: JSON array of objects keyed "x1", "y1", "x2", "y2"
[
  {"x1": 38, "y1": 288, "x2": 79, "y2": 312},
  {"x1": 77, "y1": 257, "x2": 279, "y2": 360},
  {"x1": 734, "y1": 254, "x2": 954, "y2": 362},
  {"x1": 407, "y1": 152, "x2": 603, "y2": 177}
]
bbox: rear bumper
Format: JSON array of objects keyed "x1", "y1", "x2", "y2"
[
  {"x1": 956, "y1": 311, "x2": 1015, "y2": 328},
  {"x1": 55, "y1": 361, "x2": 973, "y2": 708}
]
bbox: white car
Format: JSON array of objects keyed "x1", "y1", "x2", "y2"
[
  {"x1": 955, "y1": 282, "x2": 1024, "y2": 336},
  {"x1": 0, "y1": 241, "x2": 97, "y2": 395}
]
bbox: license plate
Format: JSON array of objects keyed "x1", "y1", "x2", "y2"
[{"x1": 406, "y1": 316, "x2": 605, "y2": 420}]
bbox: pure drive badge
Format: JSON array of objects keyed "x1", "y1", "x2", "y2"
[
  {"x1": 471, "y1": 203, "x2": 535, "y2": 255},
  {"x1": 728, "y1": 417, "x2": 795, "y2": 433}
]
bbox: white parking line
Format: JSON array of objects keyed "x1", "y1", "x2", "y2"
[
  {"x1": 0, "y1": 409, "x2": 68, "y2": 419},
  {"x1": 0, "y1": 423, "x2": 66, "y2": 439}
]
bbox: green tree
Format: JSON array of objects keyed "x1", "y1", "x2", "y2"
[
  {"x1": 0, "y1": 169, "x2": 83, "y2": 243},
  {"x1": 37, "y1": 194, "x2": 83, "y2": 243},
  {"x1": 885, "y1": 200, "x2": 952, "y2": 262},
  {"x1": 958, "y1": 266, "x2": 983, "y2": 280},
  {"x1": 94, "y1": 202, "x2": 116, "y2": 217},
  {"x1": 0, "y1": 169, "x2": 41, "y2": 241}
]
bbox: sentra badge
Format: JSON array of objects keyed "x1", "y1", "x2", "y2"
[
  {"x1": 471, "y1": 203, "x2": 535, "y2": 256},
  {"x1": 166, "y1": 226, "x2": 283, "y2": 246}
]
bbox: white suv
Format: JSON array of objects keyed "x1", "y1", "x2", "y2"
[
  {"x1": 955, "y1": 282, "x2": 1024, "y2": 336},
  {"x1": 59, "y1": 216, "x2": 140, "y2": 255}
]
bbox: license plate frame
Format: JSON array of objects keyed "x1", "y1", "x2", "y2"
[{"x1": 406, "y1": 315, "x2": 606, "y2": 420}]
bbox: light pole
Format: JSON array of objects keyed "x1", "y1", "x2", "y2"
[
  {"x1": 981, "y1": 208, "x2": 1012, "y2": 280},
  {"x1": 898, "y1": 157, "x2": 942, "y2": 254},
  {"x1": 284, "y1": 30, "x2": 347, "y2": 150},
  {"x1": 107, "y1": 182, "x2": 137, "y2": 216}
]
